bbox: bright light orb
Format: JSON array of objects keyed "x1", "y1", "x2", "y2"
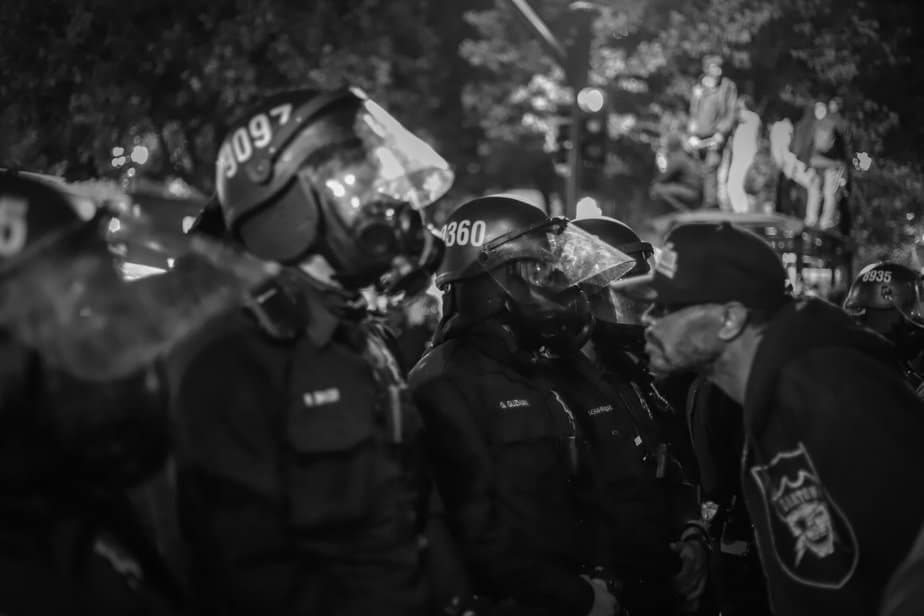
[
  {"x1": 577, "y1": 87, "x2": 606, "y2": 113},
  {"x1": 575, "y1": 195, "x2": 602, "y2": 218},
  {"x1": 130, "y1": 145, "x2": 149, "y2": 165}
]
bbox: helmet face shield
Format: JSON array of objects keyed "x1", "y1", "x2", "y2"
[
  {"x1": 844, "y1": 262, "x2": 924, "y2": 325},
  {"x1": 478, "y1": 221, "x2": 635, "y2": 354},
  {"x1": 587, "y1": 284, "x2": 653, "y2": 326},
  {"x1": 481, "y1": 221, "x2": 636, "y2": 293},
  {"x1": 0, "y1": 211, "x2": 278, "y2": 381},
  {"x1": 275, "y1": 97, "x2": 454, "y2": 285},
  {"x1": 296, "y1": 98, "x2": 453, "y2": 226}
]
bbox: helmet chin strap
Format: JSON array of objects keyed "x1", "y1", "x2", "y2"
[
  {"x1": 502, "y1": 288, "x2": 594, "y2": 356},
  {"x1": 894, "y1": 302, "x2": 924, "y2": 331},
  {"x1": 594, "y1": 319, "x2": 646, "y2": 346}
]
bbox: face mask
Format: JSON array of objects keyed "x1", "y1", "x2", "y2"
[
  {"x1": 592, "y1": 319, "x2": 646, "y2": 355},
  {"x1": 374, "y1": 224, "x2": 444, "y2": 299},
  {"x1": 894, "y1": 320, "x2": 924, "y2": 362},
  {"x1": 506, "y1": 284, "x2": 594, "y2": 355}
]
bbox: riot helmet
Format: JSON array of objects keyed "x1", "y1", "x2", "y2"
[
  {"x1": 843, "y1": 261, "x2": 924, "y2": 359},
  {"x1": 436, "y1": 195, "x2": 549, "y2": 288},
  {"x1": 0, "y1": 172, "x2": 275, "y2": 489},
  {"x1": 0, "y1": 171, "x2": 87, "y2": 263},
  {"x1": 571, "y1": 216, "x2": 653, "y2": 278},
  {"x1": 571, "y1": 216, "x2": 654, "y2": 354},
  {"x1": 215, "y1": 87, "x2": 453, "y2": 290},
  {"x1": 438, "y1": 196, "x2": 635, "y2": 354}
]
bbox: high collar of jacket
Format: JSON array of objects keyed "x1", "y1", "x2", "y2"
[
  {"x1": 436, "y1": 314, "x2": 542, "y2": 377},
  {"x1": 276, "y1": 268, "x2": 368, "y2": 347},
  {"x1": 743, "y1": 297, "x2": 896, "y2": 438}
]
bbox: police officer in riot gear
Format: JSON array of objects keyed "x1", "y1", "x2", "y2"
[
  {"x1": 409, "y1": 196, "x2": 634, "y2": 616},
  {"x1": 570, "y1": 217, "x2": 690, "y2": 465},
  {"x1": 0, "y1": 172, "x2": 231, "y2": 614},
  {"x1": 572, "y1": 218, "x2": 773, "y2": 616},
  {"x1": 538, "y1": 216, "x2": 708, "y2": 615},
  {"x1": 844, "y1": 262, "x2": 924, "y2": 396},
  {"x1": 173, "y1": 88, "x2": 452, "y2": 615},
  {"x1": 571, "y1": 217, "x2": 654, "y2": 366}
]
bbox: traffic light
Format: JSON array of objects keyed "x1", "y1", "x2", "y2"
[
  {"x1": 577, "y1": 87, "x2": 607, "y2": 168},
  {"x1": 553, "y1": 117, "x2": 573, "y2": 166}
]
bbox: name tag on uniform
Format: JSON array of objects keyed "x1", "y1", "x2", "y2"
[
  {"x1": 499, "y1": 399, "x2": 530, "y2": 410},
  {"x1": 303, "y1": 388, "x2": 341, "y2": 408}
]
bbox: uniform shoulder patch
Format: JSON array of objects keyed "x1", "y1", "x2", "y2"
[{"x1": 750, "y1": 443, "x2": 859, "y2": 589}]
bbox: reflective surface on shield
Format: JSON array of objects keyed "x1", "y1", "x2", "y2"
[
  {"x1": 0, "y1": 210, "x2": 278, "y2": 381},
  {"x1": 481, "y1": 222, "x2": 636, "y2": 292},
  {"x1": 297, "y1": 98, "x2": 454, "y2": 228}
]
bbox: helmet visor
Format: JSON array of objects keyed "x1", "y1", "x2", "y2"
[
  {"x1": 481, "y1": 220, "x2": 636, "y2": 291},
  {"x1": 297, "y1": 98, "x2": 454, "y2": 226},
  {"x1": 0, "y1": 210, "x2": 278, "y2": 381}
]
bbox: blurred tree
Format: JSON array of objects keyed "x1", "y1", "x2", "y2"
[
  {"x1": 0, "y1": 0, "x2": 483, "y2": 196},
  {"x1": 1, "y1": 0, "x2": 922, "y2": 260},
  {"x1": 460, "y1": 0, "x2": 924, "y2": 258}
]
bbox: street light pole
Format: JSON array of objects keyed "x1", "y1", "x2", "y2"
[
  {"x1": 505, "y1": 0, "x2": 600, "y2": 218},
  {"x1": 507, "y1": 0, "x2": 567, "y2": 67},
  {"x1": 563, "y1": 2, "x2": 598, "y2": 219}
]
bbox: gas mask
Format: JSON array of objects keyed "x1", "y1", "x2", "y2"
[
  {"x1": 585, "y1": 284, "x2": 654, "y2": 356},
  {"x1": 498, "y1": 260, "x2": 595, "y2": 355},
  {"x1": 225, "y1": 92, "x2": 454, "y2": 291},
  {"x1": 480, "y1": 220, "x2": 636, "y2": 356},
  {"x1": 888, "y1": 316, "x2": 924, "y2": 362},
  {"x1": 373, "y1": 217, "x2": 445, "y2": 299}
]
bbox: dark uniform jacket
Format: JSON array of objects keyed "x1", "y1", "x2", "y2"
[
  {"x1": 687, "y1": 376, "x2": 773, "y2": 616},
  {"x1": 408, "y1": 320, "x2": 596, "y2": 616},
  {"x1": 0, "y1": 490, "x2": 183, "y2": 616},
  {"x1": 174, "y1": 274, "x2": 427, "y2": 616},
  {"x1": 546, "y1": 352, "x2": 706, "y2": 615},
  {"x1": 594, "y1": 349, "x2": 702, "y2": 532},
  {"x1": 543, "y1": 354, "x2": 693, "y2": 574},
  {"x1": 688, "y1": 76, "x2": 738, "y2": 140},
  {"x1": 0, "y1": 333, "x2": 183, "y2": 616},
  {"x1": 880, "y1": 521, "x2": 924, "y2": 616},
  {"x1": 741, "y1": 298, "x2": 924, "y2": 616}
]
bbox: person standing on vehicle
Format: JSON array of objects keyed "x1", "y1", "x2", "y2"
[
  {"x1": 687, "y1": 54, "x2": 739, "y2": 209},
  {"x1": 173, "y1": 88, "x2": 453, "y2": 615},
  {"x1": 805, "y1": 97, "x2": 850, "y2": 229},
  {"x1": 725, "y1": 95, "x2": 762, "y2": 214}
]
